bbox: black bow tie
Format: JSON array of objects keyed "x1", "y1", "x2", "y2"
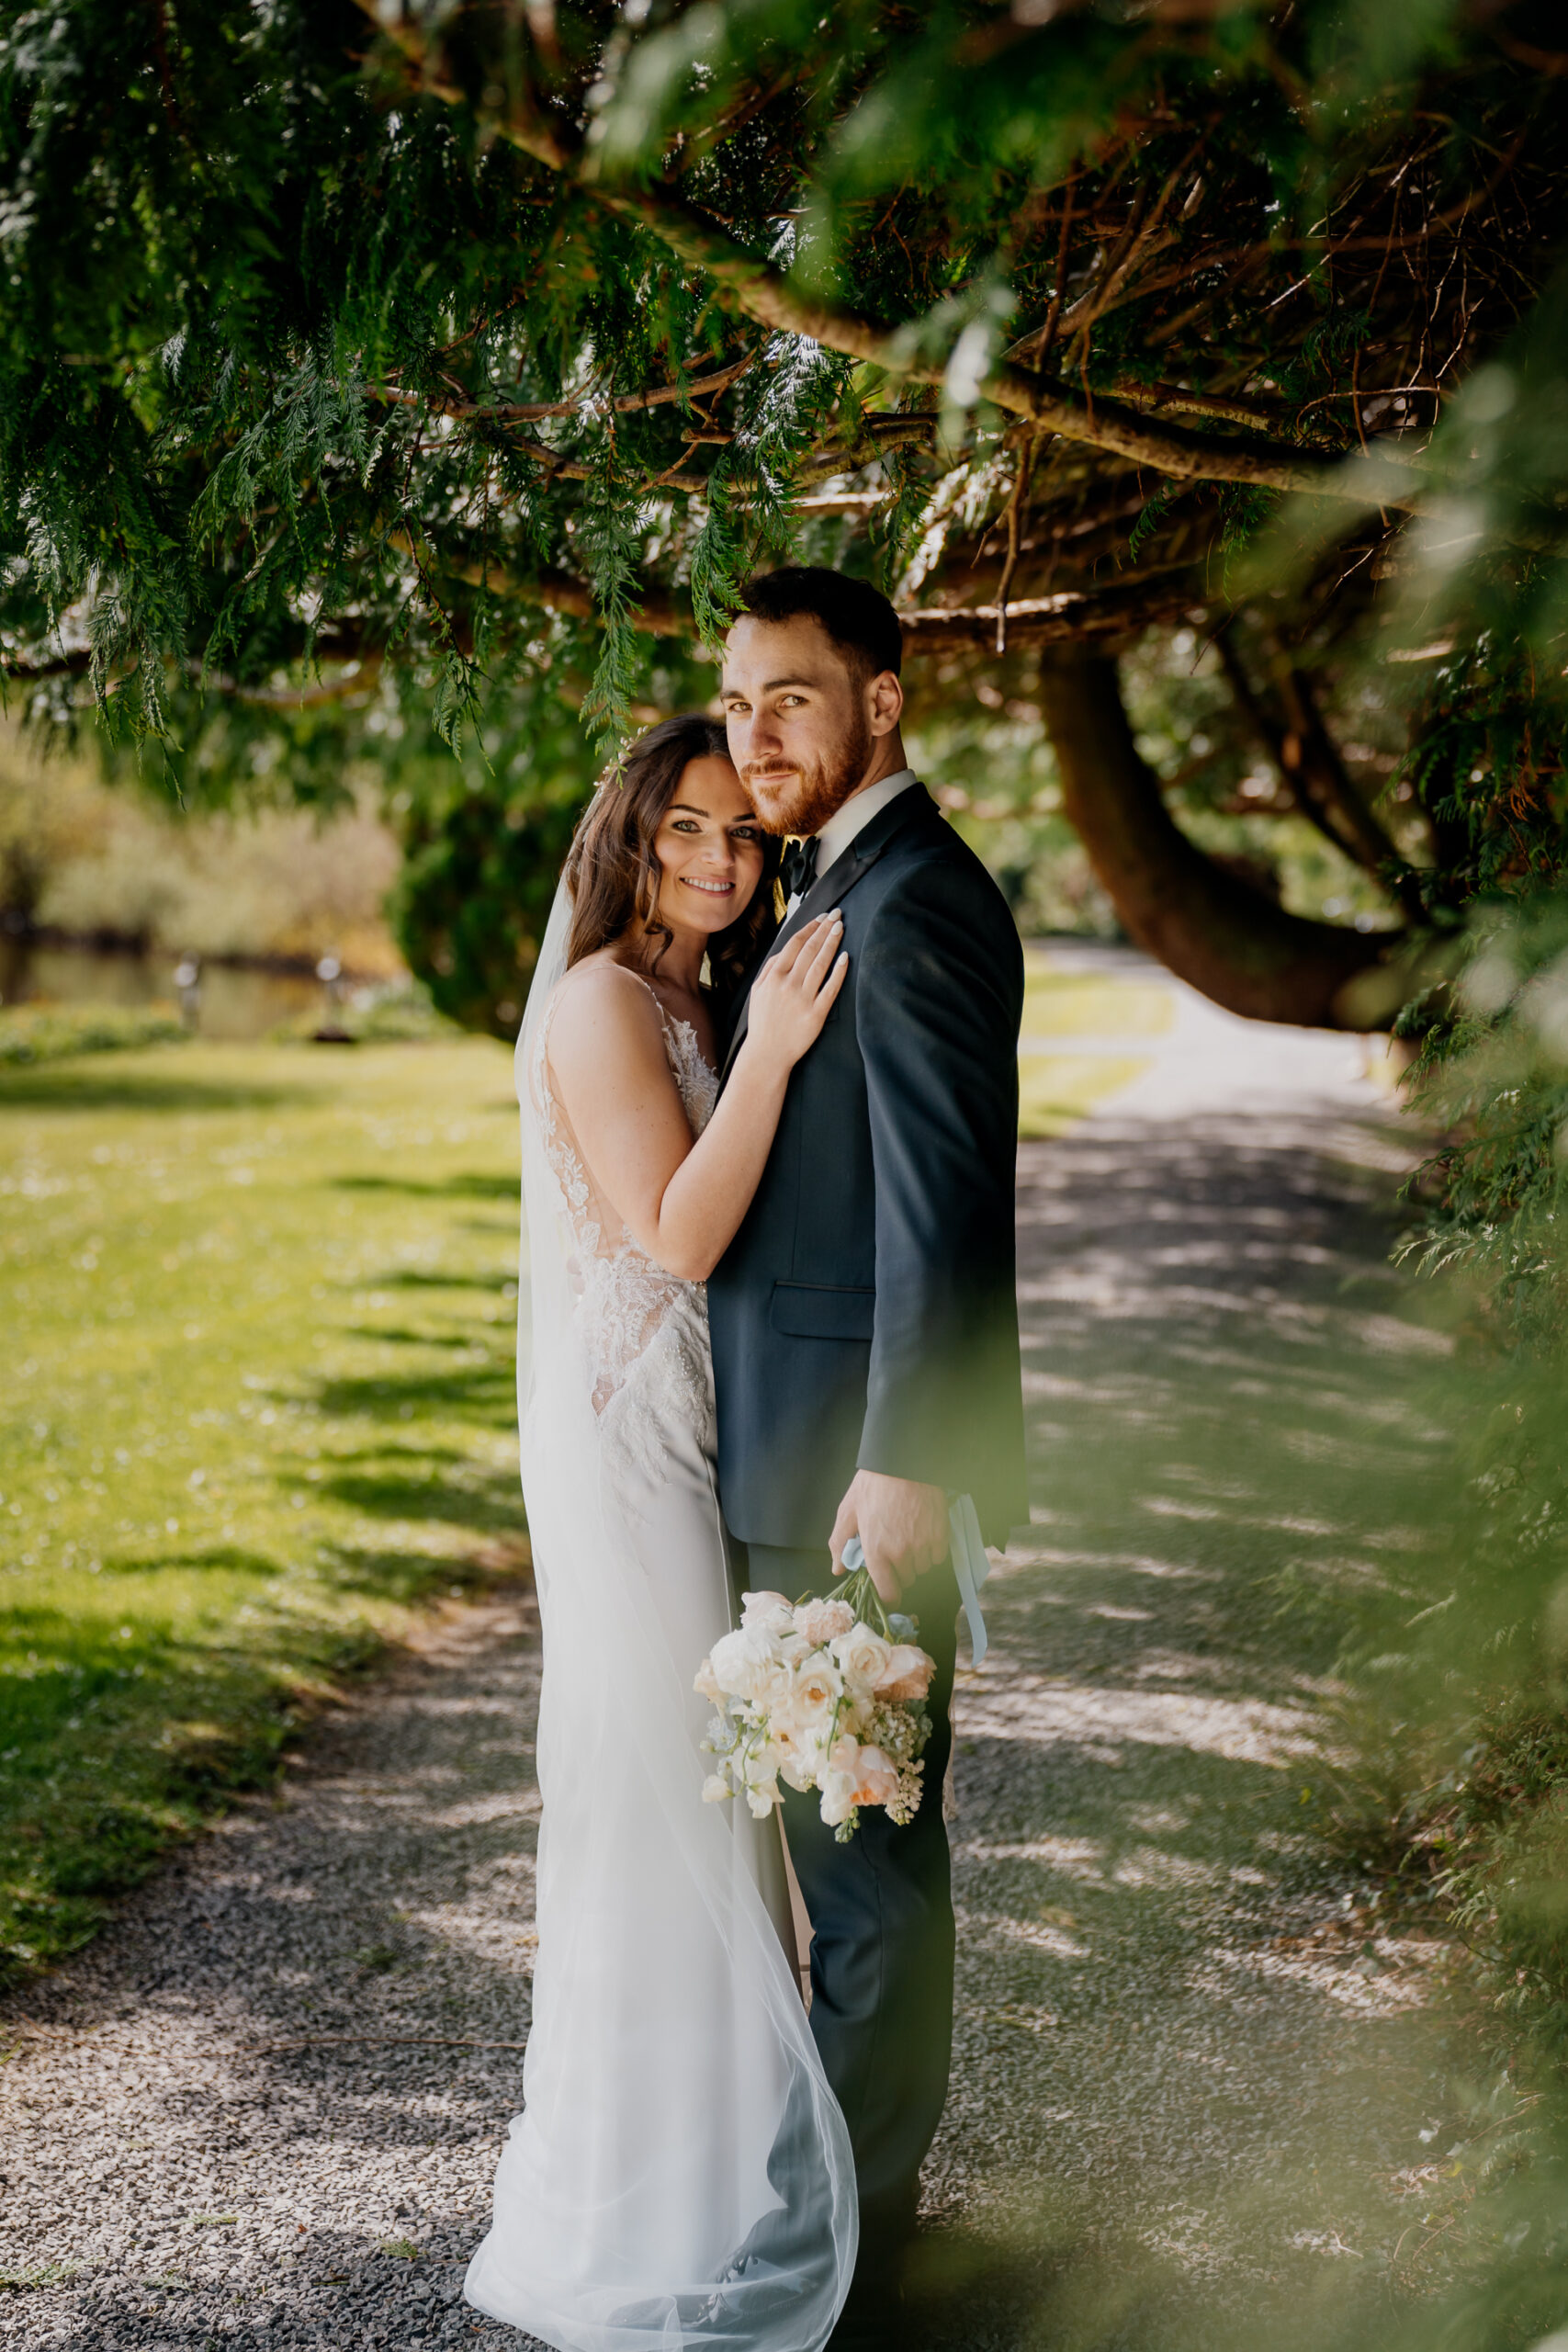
[{"x1": 780, "y1": 836, "x2": 819, "y2": 900}]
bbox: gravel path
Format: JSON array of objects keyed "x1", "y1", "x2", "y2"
[{"x1": 2, "y1": 963, "x2": 1461, "y2": 2352}]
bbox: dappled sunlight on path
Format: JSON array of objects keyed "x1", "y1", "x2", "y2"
[{"x1": 922, "y1": 984, "x2": 1463, "y2": 2348}]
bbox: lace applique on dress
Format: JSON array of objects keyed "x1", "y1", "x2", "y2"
[{"x1": 533, "y1": 976, "x2": 718, "y2": 1488}]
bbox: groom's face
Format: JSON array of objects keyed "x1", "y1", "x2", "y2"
[{"x1": 720, "y1": 614, "x2": 878, "y2": 838}]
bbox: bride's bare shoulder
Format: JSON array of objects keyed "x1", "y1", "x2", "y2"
[{"x1": 546, "y1": 956, "x2": 665, "y2": 1075}]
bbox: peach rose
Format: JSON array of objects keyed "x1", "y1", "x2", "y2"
[
  {"x1": 849, "y1": 1743, "x2": 900, "y2": 1809},
  {"x1": 874, "y1": 1643, "x2": 935, "y2": 1703},
  {"x1": 798, "y1": 1597, "x2": 855, "y2": 1647},
  {"x1": 818, "y1": 1734, "x2": 897, "y2": 1823}
]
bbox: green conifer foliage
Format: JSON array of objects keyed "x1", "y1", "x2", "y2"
[{"x1": 1, "y1": 1, "x2": 1564, "y2": 1042}]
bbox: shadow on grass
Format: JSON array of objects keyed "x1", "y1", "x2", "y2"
[
  {"x1": 0, "y1": 1536, "x2": 520, "y2": 1983},
  {"x1": 315, "y1": 1542, "x2": 522, "y2": 1606},
  {"x1": 355, "y1": 1267, "x2": 518, "y2": 1293},
  {"x1": 0, "y1": 1069, "x2": 309, "y2": 1114},
  {"x1": 95, "y1": 1544, "x2": 282, "y2": 1579},
  {"x1": 0, "y1": 1631, "x2": 299, "y2": 1971},
  {"x1": 341, "y1": 1323, "x2": 506, "y2": 1351},
  {"x1": 317, "y1": 1470, "x2": 526, "y2": 1532},
  {"x1": 311, "y1": 1363, "x2": 516, "y2": 1423},
  {"x1": 333, "y1": 1171, "x2": 517, "y2": 1201}
]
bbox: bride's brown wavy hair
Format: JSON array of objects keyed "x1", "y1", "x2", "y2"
[{"x1": 564, "y1": 714, "x2": 781, "y2": 1011}]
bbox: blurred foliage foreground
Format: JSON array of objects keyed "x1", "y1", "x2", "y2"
[
  {"x1": 0, "y1": 1036, "x2": 525, "y2": 1983},
  {"x1": 1279, "y1": 887, "x2": 1568, "y2": 2352}
]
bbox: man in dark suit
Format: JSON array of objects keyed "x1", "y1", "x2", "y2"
[{"x1": 709, "y1": 567, "x2": 1028, "y2": 2347}]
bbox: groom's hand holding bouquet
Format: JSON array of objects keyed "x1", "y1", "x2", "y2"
[{"x1": 695, "y1": 1577, "x2": 938, "y2": 1844}]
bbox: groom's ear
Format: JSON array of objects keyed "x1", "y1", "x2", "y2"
[{"x1": 866, "y1": 666, "x2": 903, "y2": 739}]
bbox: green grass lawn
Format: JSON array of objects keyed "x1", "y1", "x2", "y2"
[
  {"x1": 1015, "y1": 949, "x2": 1170, "y2": 1134},
  {"x1": 1017, "y1": 1052, "x2": 1152, "y2": 1137},
  {"x1": 1020, "y1": 951, "x2": 1175, "y2": 1045},
  {"x1": 1, "y1": 1037, "x2": 524, "y2": 1983}
]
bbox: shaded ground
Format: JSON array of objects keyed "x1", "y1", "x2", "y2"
[
  {"x1": 0, "y1": 971, "x2": 1465, "y2": 2350},
  {"x1": 924, "y1": 1084, "x2": 1461, "y2": 2350}
]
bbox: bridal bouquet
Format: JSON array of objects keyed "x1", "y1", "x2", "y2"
[{"x1": 695, "y1": 1574, "x2": 936, "y2": 1843}]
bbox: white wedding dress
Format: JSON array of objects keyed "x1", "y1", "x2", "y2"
[{"x1": 465, "y1": 886, "x2": 857, "y2": 2352}]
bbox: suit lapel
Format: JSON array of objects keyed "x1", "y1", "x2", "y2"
[{"x1": 720, "y1": 786, "x2": 937, "y2": 1083}]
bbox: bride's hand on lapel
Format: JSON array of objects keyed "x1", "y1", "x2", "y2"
[{"x1": 740, "y1": 911, "x2": 847, "y2": 1072}]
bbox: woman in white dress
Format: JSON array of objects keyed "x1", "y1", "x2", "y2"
[{"x1": 465, "y1": 714, "x2": 858, "y2": 2352}]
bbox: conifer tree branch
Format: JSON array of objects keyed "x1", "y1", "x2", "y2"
[
  {"x1": 596, "y1": 182, "x2": 1406, "y2": 502},
  {"x1": 348, "y1": 1, "x2": 1423, "y2": 510},
  {"x1": 379, "y1": 356, "x2": 755, "y2": 424}
]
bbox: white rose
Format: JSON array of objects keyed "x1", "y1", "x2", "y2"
[
  {"x1": 708, "y1": 1625, "x2": 779, "y2": 1703},
  {"x1": 789, "y1": 1651, "x2": 844, "y2": 1724},
  {"x1": 740, "y1": 1589, "x2": 796, "y2": 1641},
  {"x1": 702, "y1": 1773, "x2": 732, "y2": 1804},
  {"x1": 830, "y1": 1623, "x2": 892, "y2": 1690},
  {"x1": 767, "y1": 1690, "x2": 832, "y2": 1782},
  {"x1": 769, "y1": 1691, "x2": 819, "y2": 1755}
]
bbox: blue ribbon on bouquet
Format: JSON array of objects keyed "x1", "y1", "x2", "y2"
[{"x1": 840, "y1": 1492, "x2": 992, "y2": 1666}]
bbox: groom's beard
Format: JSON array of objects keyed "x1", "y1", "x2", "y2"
[{"x1": 743, "y1": 713, "x2": 874, "y2": 841}]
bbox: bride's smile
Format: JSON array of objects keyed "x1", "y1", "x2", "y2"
[{"x1": 651, "y1": 755, "x2": 767, "y2": 961}]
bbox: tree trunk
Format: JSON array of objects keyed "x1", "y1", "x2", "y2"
[{"x1": 1038, "y1": 645, "x2": 1404, "y2": 1031}]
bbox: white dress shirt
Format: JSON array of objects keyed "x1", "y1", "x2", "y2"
[{"x1": 784, "y1": 766, "x2": 921, "y2": 916}]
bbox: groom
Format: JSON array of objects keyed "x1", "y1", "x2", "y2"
[{"x1": 710, "y1": 567, "x2": 1027, "y2": 2346}]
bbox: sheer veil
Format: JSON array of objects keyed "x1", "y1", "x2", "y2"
[{"x1": 464, "y1": 876, "x2": 857, "y2": 2352}]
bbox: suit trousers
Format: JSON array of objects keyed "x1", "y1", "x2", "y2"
[{"x1": 739, "y1": 1539, "x2": 960, "y2": 2260}]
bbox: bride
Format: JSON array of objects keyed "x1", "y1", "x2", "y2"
[{"x1": 465, "y1": 712, "x2": 858, "y2": 2350}]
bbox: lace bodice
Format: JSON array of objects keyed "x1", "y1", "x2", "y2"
[{"x1": 532, "y1": 973, "x2": 718, "y2": 1477}]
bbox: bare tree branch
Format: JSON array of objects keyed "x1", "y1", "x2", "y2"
[
  {"x1": 1215, "y1": 625, "x2": 1426, "y2": 919},
  {"x1": 900, "y1": 576, "x2": 1200, "y2": 654}
]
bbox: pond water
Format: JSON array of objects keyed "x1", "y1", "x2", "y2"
[{"x1": 0, "y1": 938, "x2": 341, "y2": 1041}]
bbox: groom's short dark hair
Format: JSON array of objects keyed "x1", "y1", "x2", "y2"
[{"x1": 736, "y1": 566, "x2": 903, "y2": 680}]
